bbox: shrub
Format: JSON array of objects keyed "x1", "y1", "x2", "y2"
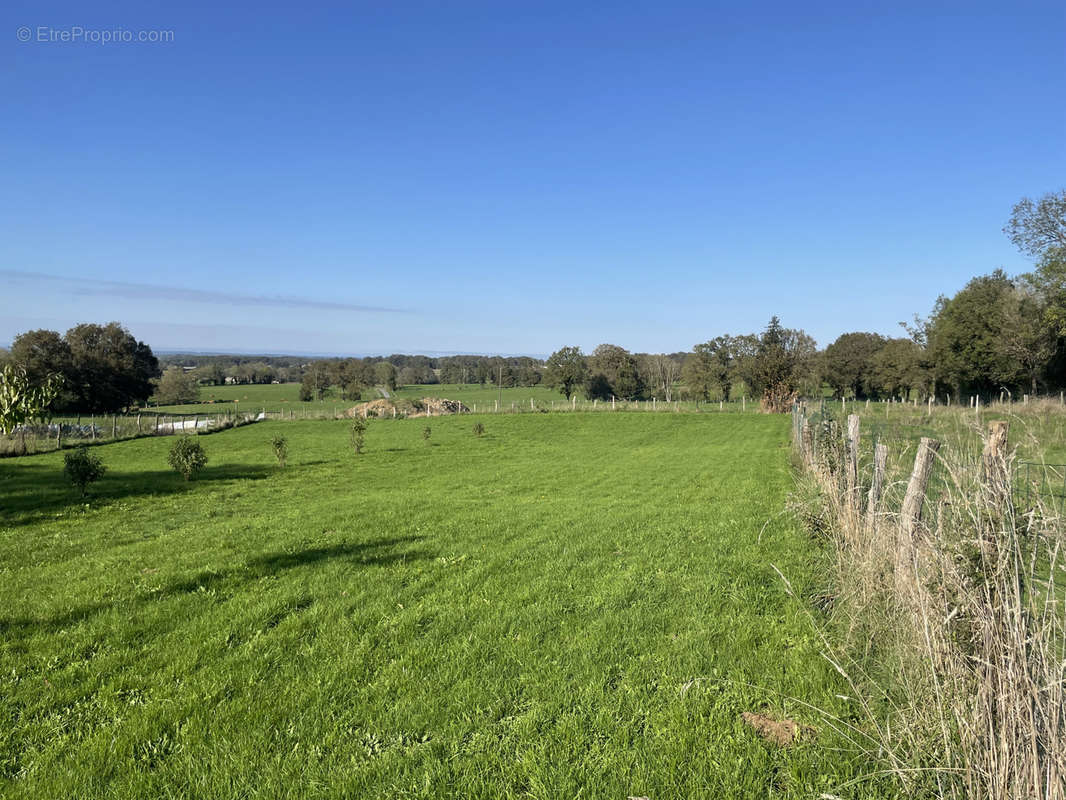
[
  {"x1": 472, "y1": 422, "x2": 484, "y2": 437},
  {"x1": 422, "y1": 426, "x2": 432, "y2": 443},
  {"x1": 63, "y1": 445, "x2": 105, "y2": 497},
  {"x1": 271, "y1": 435, "x2": 287, "y2": 467},
  {"x1": 350, "y1": 418, "x2": 367, "y2": 454},
  {"x1": 168, "y1": 436, "x2": 207, "y2": 481}
]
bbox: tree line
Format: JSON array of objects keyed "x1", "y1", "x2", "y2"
[
  {"x1": 4, "y1": 190, "x2": 1062, "y2": 413},
  {"x1": 544, "y1": 190, "x2": 1066, "y2": 408}
]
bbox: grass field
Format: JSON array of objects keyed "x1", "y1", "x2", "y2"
[
  {"x1": 147, "y1": 383, "x2": 566, "y2": 415},
  {"x1": 146, "y1": 382, "x2": 757, "y2": 417},
  {"x1": 0, "y1": 414, "x2": 876, "y2": 798}
]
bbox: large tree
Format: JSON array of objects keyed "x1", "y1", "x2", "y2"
[
  {"x1": 736, "y1": 317, "x2": 816, "y2": 411},
  {"x1": 682, "y1": 335, "x2": 749, "y2": 403},
  {"x1": 64, "y1": 323, "x2": 159, "y2": 412},
  {"x1": 1005, "y1": 191, "x2": 1066, "y2": 386},
  {"x1": 10, "y1": 323, "x2": 157, "y2": 413},
  {"x1": 586, "y1": 344, "x2": 644, "y2": 400},
  {"x1": 9, "y1": 329, "x2": 75, "y2": 411},
  {"x1": 927, "y1": 271, "x2": 1020, "y2": 397},
  {"x1": 1000, "y1": 282, "x2": 1056, "y2": 394},
  {"x1": 374, "y1": 361, "x2": 398, "y2": 392},
  {"x1": 544, "y1": 346, "x2": 587, "y2": 400},
  {"x1": 871, "y1": 338, "x2": 928, "y2": 400},
  {"x1": 154, "y1": 366, "x2": 201, "y2": 406},
  {"x1": 823, "y1": 332, "x2": 886, "y2": 399},
  {"x1": 641, "y1": 353, "x2": 681, "y2": 402}
]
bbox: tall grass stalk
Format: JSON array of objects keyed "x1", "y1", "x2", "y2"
[{"x1": 792, "y1": 407, "x2": 1066, "y2": 799}]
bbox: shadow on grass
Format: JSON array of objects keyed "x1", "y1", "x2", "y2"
[
  {"x1": 0, "y1": 535, "x2": 429, "y2": 638},
  {"x1": 0, "y1": 462, "x2": 272, "y2": 528}
]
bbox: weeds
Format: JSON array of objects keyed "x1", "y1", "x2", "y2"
[{"x1": 790, "y1": 404, "x2": 1066, "y2": 799}]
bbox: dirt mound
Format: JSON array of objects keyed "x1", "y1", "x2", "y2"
[
  {"x1": 740, "y1": 712, "x2": 814, "y2": 747},
  {"x1": 345, "y1": 397, "x2": 469, "y2": 419},
  {"x1": 346, "y1": 399, "x2": 403, "y2": 419},
  {"x1": 419, "y1": 397, "x2": 469, "y2": 416}
]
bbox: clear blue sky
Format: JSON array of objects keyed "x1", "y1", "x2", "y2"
[{"x1": 3, "y1": 0, "x2": 1064, "y2": 356}]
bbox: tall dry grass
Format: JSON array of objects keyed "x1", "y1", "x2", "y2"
[{"x1": 792, "y1": 407, "x2": 1066, "y2": 799}]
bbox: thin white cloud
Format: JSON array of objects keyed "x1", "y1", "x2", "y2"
[{"x1": 1, "y1": 270, "x2": 409, "y2": 313}]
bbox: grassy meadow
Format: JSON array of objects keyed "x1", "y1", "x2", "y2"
[
  {"x1": 146, "y1": 382, "x2": 758, "y2": 417},
  {"x1": 0, "y1": 413, "x2": 878, "y2": 798},
  {"x1": 147, "y1": 382, "x2": 565, "y2": 415}
]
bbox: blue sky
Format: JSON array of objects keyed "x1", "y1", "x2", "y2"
[{"x1": 2, "y1": 1, "x2": 1064, "y2": 356}]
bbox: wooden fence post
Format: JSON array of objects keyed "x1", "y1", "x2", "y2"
[
  {"x1": 901, "y1": 437, "x2": 941, "y2": 541},
  {"x1": 898, "y1": 436, "x2": 941, "y2": 591},
  {"x1": 846, "y1": 414, "x2": 860, "y2": 510},
  {"x1": 982, "y1": 420, "x2": 1010, "y2": 507},
  {"x1": 800, "y1": 416, "x2": 813, "y2": 466},
  {"x1": 865, "y1": 442, "x2": 888, "y2": 534}
]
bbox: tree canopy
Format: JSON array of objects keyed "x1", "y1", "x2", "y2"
[{"x1": 10, "y1": 323, "x2": 158, "y2": 413}]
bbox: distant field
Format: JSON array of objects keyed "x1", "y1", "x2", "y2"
[
  {"x1": 0, "y1": 413, "x2": 878, "y2": 798},
  {"x1": 147, "y1": 382, "x2": 758, "y2": 416}
]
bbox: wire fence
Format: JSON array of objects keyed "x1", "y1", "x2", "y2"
[{"x1": 1016, "y1": 462, "x2": 1066, "y2": 514}]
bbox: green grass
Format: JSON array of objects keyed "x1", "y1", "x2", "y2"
[
  {"x1": 1, "y1": 414, "x2": 874, "y2": 798},
  {"x1": 147, "y1": 382, "x2": 761, "y2": 417}
]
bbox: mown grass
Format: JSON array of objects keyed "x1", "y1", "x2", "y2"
[{"x1": 1, "y1": 414, "x2": 877, "y2": 798}]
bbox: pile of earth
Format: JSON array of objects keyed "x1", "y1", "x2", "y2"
[{"x1": 345, "y1": 397, "x2": 470, "y2": 419}]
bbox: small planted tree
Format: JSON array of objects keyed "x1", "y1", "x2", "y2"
[
  {"x1": 472, "y1": 422, "x2": 484, "y2": 437},
  {"x1": 168, "y1": 436, "x2": 207, "y2": 481},
  {"x1": 422, "y1": 426, "x2": 432, "y2": 444},
  {"x1": 270, "y1": 435, "x2": 288, "y2": 468},
  {"x1": 63, "y1": 445, "x2": 106, "y2": 497},
  {"x1": 350, "y1": 418, "x2": 367, "y2": 454}
]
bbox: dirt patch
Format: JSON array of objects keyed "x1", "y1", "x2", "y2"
[{"x1": 740, "y1": 711, "x2": 813, "y2": 747}]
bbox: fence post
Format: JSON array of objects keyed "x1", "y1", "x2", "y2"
[
  {"x1": 800, "y1": 416, "x2": 813, "y2": 466},
  {"x1": 137, "y1": 414, "x2": 142, "y2": 434},
  {"x1": 982, "y1": 420, "x2": 1010, "y2": 507},
  {"x1": 112, "y1": 415, "x2": 117, "y2": 439},
  {"x1": 865, "y1": 442, "x2": 888, "y2": 534},
  {"x1": 846, "y1": 414, "x2": 860, "y2": 511},
  {"x1": 901, "y1": 437, "x2": 941, "y2": 541},
  {"x1": 91, "y1": 414, "x2": 96, "y2": 440},
  {"x1": 897, "y1": 436, "x2": 940, "y2": 592}
]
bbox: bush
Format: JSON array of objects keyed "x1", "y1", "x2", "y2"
[
  {"x1": 168, "y1": 436, "x2": 207, "y2": 480},
  {"x1": 472, "y1": 422, "x2": 484, "y2": 437},
  {"x1": 422, "y1": 426, "x2": 432, "y2": 443},
  {"x1": 350, "y1": 418, "x2": 367, "y2": 454},
  {"x1": 63, "y1": 445, "x2": 105, "y2": 497}
]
